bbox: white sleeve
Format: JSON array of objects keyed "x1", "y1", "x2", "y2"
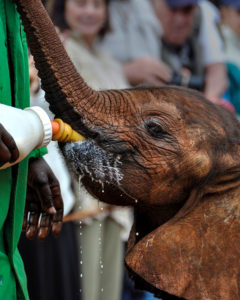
[
  {"x1": 199, "y1": 0, "x2": 225, "y2": 65},
  {"x1": 102, "y1": 0, "x2": 162, "y2": 62}
]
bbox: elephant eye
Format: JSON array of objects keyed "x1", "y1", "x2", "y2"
[{"x1": 145, "y1": 119, "x2": 168, "y2": 138}]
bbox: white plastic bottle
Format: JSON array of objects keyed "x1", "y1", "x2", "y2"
[{"x1": 0, "y1": 104, "x2": 52, "y2": 169}]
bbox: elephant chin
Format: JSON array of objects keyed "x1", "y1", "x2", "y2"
[
  {"x1": 63, "y1": 140, "x2": 123, "y2": 184},
  {"x1": 61, "y1": 140, "x2": 136, "y2": 206}
]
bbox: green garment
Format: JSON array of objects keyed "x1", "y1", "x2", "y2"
[{"x1": 0, "y1": 1, "x2": 47, "y2": 299}]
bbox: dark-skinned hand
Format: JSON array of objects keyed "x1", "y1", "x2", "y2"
[
  {"x1": 0, "y1": 123, "x2": 19, "y2": 167},
  {"x1": 23, "y1": 157, "x2": 64, "y2": 241}
]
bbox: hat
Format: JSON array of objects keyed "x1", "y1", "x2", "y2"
[
  {"x1": 165, "y1": 0, "x2": 199, "y2": 8},
  {"x1": 220, "y1": 0, "x2": 240, "y2": 9}
]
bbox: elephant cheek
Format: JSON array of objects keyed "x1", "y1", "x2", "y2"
[
  {"x1": 119, "y1": 168, "x2": 151, "y2": 204},
  {"x1": 186, "y1": 151, "x2": 211, "y2": 180}
]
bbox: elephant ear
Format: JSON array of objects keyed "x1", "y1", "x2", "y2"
[{"x1": 125, "y1": 192, "x2": 240, "y2": 299}]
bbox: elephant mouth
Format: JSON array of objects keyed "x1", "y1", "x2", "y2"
[{"x1": 62, "y1": 140, "x2": 123, "y2": 188}]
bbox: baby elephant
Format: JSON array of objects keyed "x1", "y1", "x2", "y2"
[{"x1": 15, "y1": 0, "x2": 240, "y2": 299}]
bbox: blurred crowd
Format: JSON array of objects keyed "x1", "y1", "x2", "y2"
[{"x1": 22, "y1": 0, "x2": 240, "y2": 300}]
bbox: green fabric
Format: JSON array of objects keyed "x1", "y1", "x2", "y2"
[
  {"x1": 0, "y1": 1, "x2": 46, "y2": 299},
  {"x1": 28, "y1": 148, "x2": 48, "y2": 159}
]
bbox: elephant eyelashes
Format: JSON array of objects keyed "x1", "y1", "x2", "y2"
[{"x1": 144, "y1": 119, "x2": 168, "y2": 139}]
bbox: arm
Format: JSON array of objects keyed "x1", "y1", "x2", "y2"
[
  {"x1": 199, "y1": 2, "x2": 228, "y2": 100},
  {"x1": 0, "y1": 124, "x2": 19, "y2": 166},
  {"x1": 204, "y1": 62, "x2": 229, "y2": 101},
  {"x1": 23, "y1": 157, "x2": 64, "y2": 240},
  {"x1": 123, "y1": 57, "x2": 172, "y2": 86}
]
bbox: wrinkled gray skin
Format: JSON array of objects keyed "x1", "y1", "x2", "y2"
[{"x1": 14, "y1": 0, "x2": 240, "y2": 299}]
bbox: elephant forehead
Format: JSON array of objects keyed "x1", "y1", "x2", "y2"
[{"x1": 140, "y1": 98, "x2": 180, "y2": 120}]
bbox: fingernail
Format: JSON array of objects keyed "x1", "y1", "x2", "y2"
[
  {"x1": 26, "y1": 227, "x2": 36, "y2": 240},
  {"x1": 48, "y1": 207, "x2": 56, "y2": 214}
]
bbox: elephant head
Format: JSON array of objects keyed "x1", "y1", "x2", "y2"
[{"x1": 15, "y1": 0, "x2": 240, "y2": 299}]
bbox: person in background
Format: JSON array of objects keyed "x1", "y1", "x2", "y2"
[
  {"x1": 219, "y1": 0, "x2": 240, "y2": 115},
  {"x1": 102, "y1": 0, "x2": 172, "y2": 86},
  {"x1": 198, "y1": 0, "x2": 228, "y2": 100},
  {"x1": 49, "y1": 1, "x2": 132, "y2": 300},
  {"x1": 220, "y1": 0, "x2": 240, "y2": 68},
  {"x1": 0, "y1": 1, "x2": 63, "y2": 299},
  {"x1": 149, "y1": 0, "x2": 228, "y2": 101},
  {"x1": 102, "y1": 0, "x2": 228, "y2": 103}
]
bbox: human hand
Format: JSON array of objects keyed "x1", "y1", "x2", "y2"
[
  {"x1": 23, "y1": 157, "x2": 64, "y2": 240},
  {"x1": 0, "y1": 123, "x2": 19, "y2": 167},
  {"x1": 55, "y1": 27, "x2": 70, "y2": 44},
  {"x1": 123, "y1": 57, "x2": 172, "y2": 86},
  {"x1": 29, "y1": 55, "x2": 40, "y2": 94},
  {"x1": 204, "y1": 63, "x2": 228, "y2": 100},
  {"x1": 207, "y1": 96, "x2": 236, "y2": 113}
]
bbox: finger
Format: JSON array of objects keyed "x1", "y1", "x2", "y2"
[
  {"x1": 154, "y1": 68, "x2": 172, "y2": 83},
  {"x1": 0, "y1": 141, "x2": 12, "y2": 166},
  {"x1": 155, "y1": 72, "x2": 172, "y2": 83},
  {"x1": 49, "y1": 183, "x2": 63, "y2": 236},
  {"x1": 49, "y1": 174, "x2": 64, "y2": 212},
  {"x1": 146, "y1": 76, "x2": 165, "y2": 87},
  {"x1": 38, "y1": 212, "x2": 52, "y2": 241},
  {"x1": 28, "y1": 55, "x2": 34, "y2": 66},
  {"x1": 50, "y1": 183, "x2": 63, "y2": 209},
  {"x1": 52, "y1": 220, "x2": 62, "y2": 237},
  {"x1": 35, "y1": 182, "x2": 56, "y2": 214},
  {"x1": 48, "y1": 184, "x2": 63, "y2": 237},
  {"x1": 22, "y1": 208, "x2": 28, "y2": 232},
  {"x1": 23, "y1": 187, "x2": 34, "y2": 232},
  {"x1": 52, "y1": 208, "x2": 63, "y2": 237},
  {"x1": 26, "y1": 199, "x2": 41, "y2": 240},
  {"x1": 1, "y1": 126, "x2": 19, "y2": 162}
]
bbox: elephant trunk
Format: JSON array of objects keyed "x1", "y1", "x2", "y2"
[{"x1": 14, "y1": 0, "x2": 104, "y2": 133}]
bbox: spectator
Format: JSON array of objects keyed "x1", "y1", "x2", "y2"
[
  {"x1": 220, "y1": 0, "x2": 240, "y2": 68},
  {"x1": 220, "y1": 0, "x2": 240, "y2": 115},
  {"x1": 102, "y1": 0, "x2": 228, "y2": 101},
  {"x1": 151, "y1": 0, "x2": 228, "y2": 101},
  {"x1": 0, "y1": 1, "x2": 63, "y2": 299},
  {"x1": 49, "y1": 1, "x2": 132, "y2": 300},
  {"x1": 102, "y1": 0, "x2": 172, "y2": 86},
  {"x1": 199, "y1": 0, "x2": 229, "y2": 99}
]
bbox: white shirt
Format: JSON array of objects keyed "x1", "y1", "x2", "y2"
[
  {"x1": 199, "y1": 0, "x2": 225, "y2": 65},
  {"x1": 102, "y1": 0, "x2": 225, "y2": 67},
  {"x1": 102, "y1": 0, "x2": 162, "y2": 62}
]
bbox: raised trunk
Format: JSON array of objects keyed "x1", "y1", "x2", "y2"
[{"x1": 14, "y1": 0, "x2": 109, "y2": 134}]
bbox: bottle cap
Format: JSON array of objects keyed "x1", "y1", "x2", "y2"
[
  {"x1": 52, "y1": 118, "x2": 85, "y2": 142},
  {"x1": 25, "y1": 106, "x2": 52, "y2": 147}
]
